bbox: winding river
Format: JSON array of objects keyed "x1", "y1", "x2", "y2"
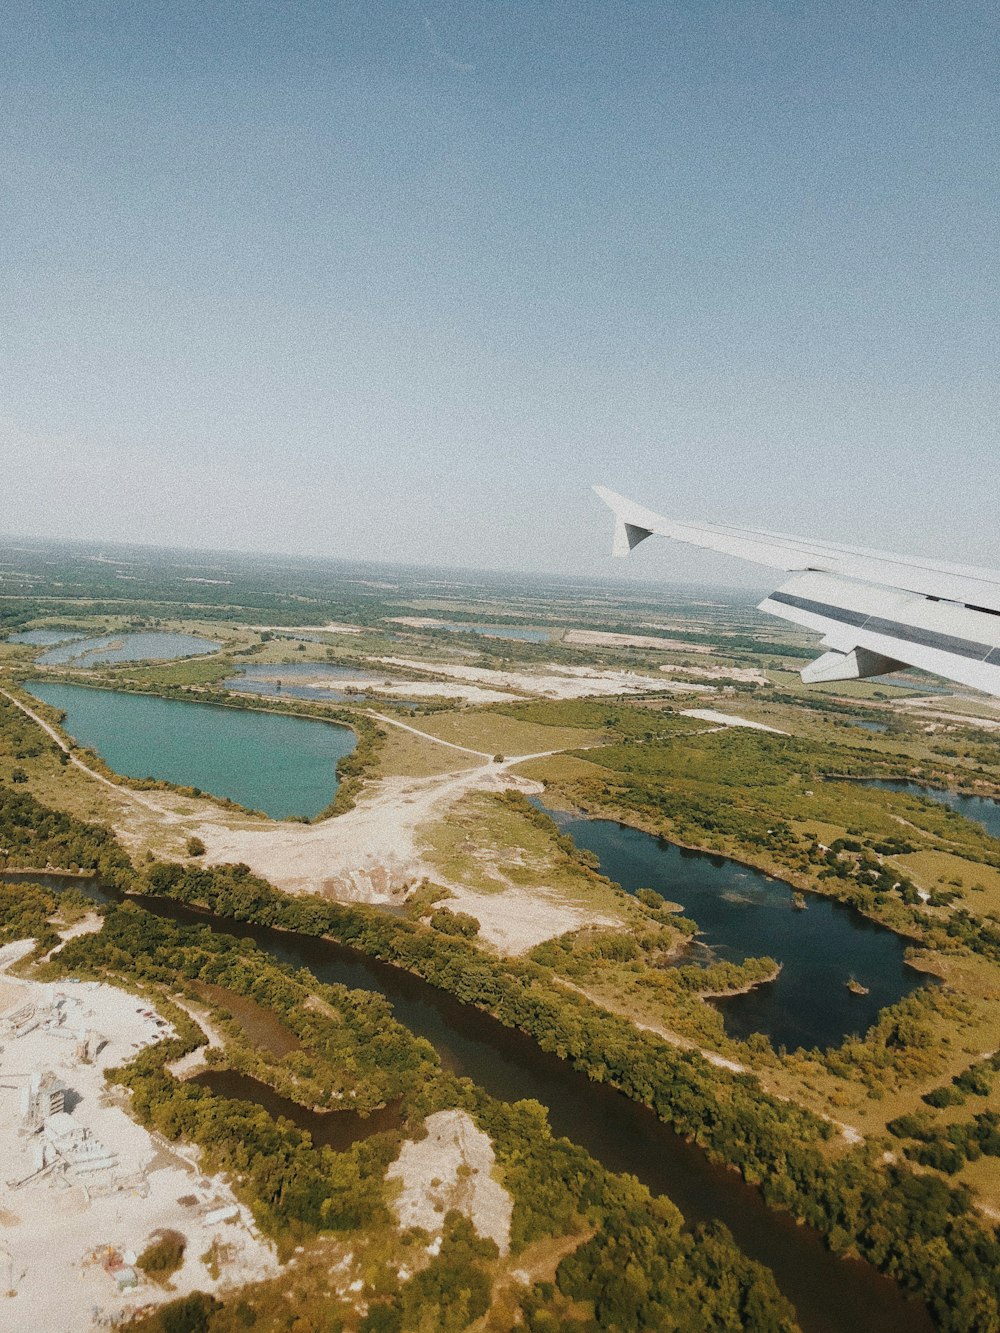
[{"x1": 35, "y1": 873, "x2": 931, "y2": 1333}]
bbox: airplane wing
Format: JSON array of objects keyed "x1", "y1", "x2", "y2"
[{"x1": 593, "y1": 485, "x2": 1000, "y2": 697}]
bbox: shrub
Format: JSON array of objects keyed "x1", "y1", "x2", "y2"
[{"x1": 137, "y1": 1229, "x2": 187, "y2": 1283}]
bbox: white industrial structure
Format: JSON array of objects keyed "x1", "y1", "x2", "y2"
[{"x1": 595, "y1": 485, "x2": 1000, "y2": 697}]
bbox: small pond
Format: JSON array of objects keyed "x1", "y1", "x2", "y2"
[
  {"x1": 23, "y1": 682, "x2": 355, "y2": 820},
  {"x1": 225, "y1": 662, "x2": 420, "y2": 708}
]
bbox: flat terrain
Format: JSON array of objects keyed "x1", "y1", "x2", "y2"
[{"x1": 6, "y1": 546, "x2": 1000, "y2": 1231}]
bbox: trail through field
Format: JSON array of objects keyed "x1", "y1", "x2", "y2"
[{"x1": 5, "y1": 688, "x2": 613, "y2": 951}]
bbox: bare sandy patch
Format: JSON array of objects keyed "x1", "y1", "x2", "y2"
[
  {"x1": 433, "y1": 889, "x2": 617, "y2": 956},
  {"x1": 194, "y1": 762, "x2": 541, "y2": 906},
  {"x1": 166, "y1": 997, "x2": 226, "y2": 1079},
  {"x1": 681, "y1": 709, "x2": 788, "y2": 734},
  {"x1": 377, "y1": 657, "x2": 711, "y2": 700},
  {"x1": 661, "y1": 664, "x2": 768, "y2": 684},
  {"x1": 0, "y1": 944, "x2": 278, "y2": 1331},
  {"x1": 386, "y1": 1110, "x2": 512, "y2": 1254},
  {"x1": 247, "y1": 622, "x2": 366, "y2": 635},
  {"x1": 564, "y1": 629, "x2": 713, "y2": 653}
]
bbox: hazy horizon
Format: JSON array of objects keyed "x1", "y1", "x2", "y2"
[
  {"x1": 0, "y1": 526, "x2": 778, "y2": 601},
  {"x1": 4, "y1": 3, "x2": 996, "y2": 588}
]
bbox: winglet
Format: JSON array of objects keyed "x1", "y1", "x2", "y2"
[{"x1": 593, "y1": 485, "x2": 654, "y2": 558}]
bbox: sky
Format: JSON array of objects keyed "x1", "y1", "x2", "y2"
[{"x1": 2, "y1": 1, "x2": 997, "y2": 587}]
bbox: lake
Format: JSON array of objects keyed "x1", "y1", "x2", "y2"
[
  {"x1": 37, "y1": 630, "x2": 220, "y2": 666},
  {"x1": 7, "y1": 629, "x2": 85, "y2": 646},
  {"x1": 859, "y1": 779, "x2": 1000, "y2": 841},
  {"x1": 23, "y1": 682, "x2": 355, "y2": 820},
  {"x1": 440, "y1": 624, "x2": 550, "y2": 643},
  {"x1": 225, "y1": 662, "x2": 421, "y2": 709},
  {"x1": 226, "y1": 661, "x2": 381, "y2": 704},
  {"x1": 46, "y1": 881, "x2": 925, "y2": 1333},
  {"x1": 534, "y1": 802, "x2": 928, "y2": 1052}
]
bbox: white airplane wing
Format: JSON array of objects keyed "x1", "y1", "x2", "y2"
[{"x1": 594, "y1": 485, "x2": 1000, "y2": 697}]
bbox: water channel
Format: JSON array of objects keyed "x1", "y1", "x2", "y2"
[
  {"x1": 22, "y1": 682, "x2": 355, "y2": 820},
  {"x1": 858, "y1": 779, "x2": 1000, "y2": 841},
  {"x1": 189, "y1": 1070, "x2": 404, "y2": 1150},
  {"x1": 28, "y1": 873, "x2": 931, "y2": 1333}
]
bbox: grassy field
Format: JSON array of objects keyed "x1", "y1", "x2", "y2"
[
  {"x1": 420, "y1": 790, "x2": 631, "y2": 922},
  {"x1": 376, "y1": 723, "x2": 484, "y2": 778},
  {"x1": 411, "y1": 710, "x2": 604, "y2": 758}
]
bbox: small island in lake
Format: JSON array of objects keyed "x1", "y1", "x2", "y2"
[{"x1": 846, "y1": 977, "x2": 870, "y2": 996}]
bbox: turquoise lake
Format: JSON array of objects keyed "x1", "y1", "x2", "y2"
[
  {"x1": 441, "y1": 623, "x2": 550, "y2": 642},
  {"x1": 24, "y1": 682, "x2": 355, "y2": 819}
]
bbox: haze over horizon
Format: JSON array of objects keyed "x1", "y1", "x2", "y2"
[{"x1": 3, "y1": 3, "x2": 997, "y2": 587}]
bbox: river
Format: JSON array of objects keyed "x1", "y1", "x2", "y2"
[{"x1": 32, "y1": 872, "x2": 930, "y2": 1333}]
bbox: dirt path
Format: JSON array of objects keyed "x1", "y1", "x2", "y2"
[
  {"x1": 0, "y1": 686, "x2": 182, "y2": 818},
  {"x1": 166, "y1": 996, "x2": 226, "y2": 1078},
  {"x1": 367, "y1": 711, "x2": 494, "y2": 758},
  {"x1": 6, "y1": 687, "x2": 612, "y2": 949}
]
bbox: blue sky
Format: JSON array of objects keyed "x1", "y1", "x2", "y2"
[{"x1": 2, "y1": 2, "x2": 997, "y2": 585}]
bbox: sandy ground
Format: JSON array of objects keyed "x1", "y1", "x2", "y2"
[
  {"x1": 386, "y1": 1110, "x2": 512, "y2": 1254},
  {"x1": 0, "y1": 941, "x2": 278, "y2": 1332},
  {"x1": 895, "y1": 698, "x2": 1000, "y2": 732},
  {"x1": 563, "y1": 630, "x2": 714, "y2": 654},
  {"x1": 376, "y1": 657, "x2": 711, "y2": 700},
  {"x1": 4, "y1": 691, "x2": 618, "y2": 953},
  {"x1": 660, "y1": 663, "x2": 769, "y2": 684},
  {"x1": 195, "y1": 759, "x2": 556, "y2": 937},
  {"x1": 193, "y1": 713, "x2": 621, "y2": 952},
  {"x1": 248, "y1": 670, "x2": 521, "y2": 705},
  {"x1": 247, "y1": 622, "x2": 366, "y2": 635},
  {"x1": 432, "y1": 888, "x2": 617, "y2": 957},
  {"x1": 680, "y1": 709, "x2": 788, "y2": 735},
  {"x1": 165, "y1": 998, "x2": 226, "y2": 1079}
]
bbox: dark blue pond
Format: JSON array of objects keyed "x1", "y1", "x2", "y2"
[
  {"x1": 860, "y1": 780, "x2": 1000, "y2": 840},
  {"x1": 535, "y1": 803, "x2": 928, "y2": 1052}
]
